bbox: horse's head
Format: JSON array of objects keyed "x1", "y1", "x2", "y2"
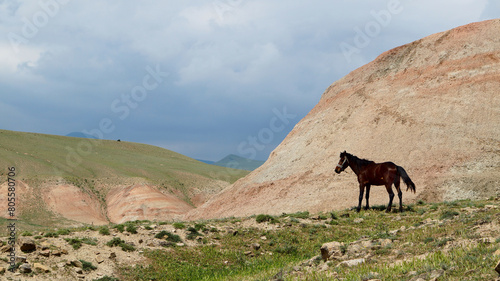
[{"x1": 335, "y1": 151, "x2": 349, "y2": 174}]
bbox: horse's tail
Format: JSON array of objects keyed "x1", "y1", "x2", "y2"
[{"x1": 397, "y1": 166, "x2": 416, "y2": 193}]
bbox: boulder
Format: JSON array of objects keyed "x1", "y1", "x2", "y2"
[
  {"x1": 19, "y1": 239, "x2": 36, "y2": 253},
  {"x1": 320, "y1": 241, "x2": 344, "y2": 261}
]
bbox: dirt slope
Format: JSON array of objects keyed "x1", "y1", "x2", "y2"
[{"x1": 186, "y1": 19, "x2": 500, "y2": 220}]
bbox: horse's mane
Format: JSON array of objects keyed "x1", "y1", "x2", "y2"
[{"x1": 346, "y1": 153, "x2": 374, "y2": 167}]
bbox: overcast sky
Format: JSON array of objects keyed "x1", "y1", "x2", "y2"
[{"x1": 1, "y1": 1, "x2": 499, "y2": 161}]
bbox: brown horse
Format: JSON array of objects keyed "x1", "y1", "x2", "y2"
[{"x1": 335, "y1": 151, "x2": 416, "y2": 212}]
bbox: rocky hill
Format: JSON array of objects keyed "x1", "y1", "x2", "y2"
[{"x1": 186, "y1": 19, "x2": 500, "y2": 220}]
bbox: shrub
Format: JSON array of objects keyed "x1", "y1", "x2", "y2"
[
  {"x1": 114, "y1": 224, "x2": 125, "y2": 232},
  {"x1": 173, "y1": 222, "x2": 185, "y2": 229},
  {"x1": 56, "y1": 228, "x2": 71, "y2": 235},
  {"x1": 80, "y1": 259, "x2": 97, "y2": 271},
  {"x1": 256, "y1": 214, "x2": 278, "y2": 224},
  {"x1": 186, "y1": 227, "x2": 202, "y2": 240},
  {"x1": 66, "y1": 238, "x2": 82, "y2": 250},
  {"x1": 288, "y1": 211, "x2": 310, "y2": 219},
  {"x1": 106, "y1": 237, "x2": 123, "y2": 247},
  {"x1": 155, "y1": 231, "x2": 182, "y2": 243},
  {"x1": 440, "y1": 210, "x2": 459, "y2": 220},
  {"x1": 194, "y1": 223, "x2": 206, "y2": 231},
  {"x1": 99, "y1": 226, "x2": 110, "y2": 235},
  {"x1": 106, "y1": 237, "x2": 135, "y2": 252},
  {"x1": 65, "y1": 237, "x2": 97, "y2": 250},
  {"x1": 126, "y1": 224, "x2": 138, "y2": 234},
  {"x1": 44, "y1": 232, "x2": 59, "y2": 238}
]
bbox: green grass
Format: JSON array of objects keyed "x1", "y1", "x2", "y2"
[
  {"x1": 116, "y1": 199, "x2": 500, "y2": 281},
  {"x1": 0, "y1": 129, "x2": 248, "y2": 182}
]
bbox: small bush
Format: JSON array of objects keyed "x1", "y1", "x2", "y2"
[
  {"x1": 80, "y1": 259, "x2": 97, "y2": 271},
  {"x1": 120, "y1": 243, "x2": 136, "y2": 252},
  {"x1": 440, "y1": 210, "x2": 459, "y2": 220},
  {"x1": 155, "y1": 231, "x2": 182, "y2": 243},
  {"x1": 99, "y1": 226, "x2": 110, "y2": 235},
  {"x1": 65, "y1": 237, "x2": 97, "y2": 250},
  {"x1": 330, "y1": 212, "x2": 339, "y2": 220},
  {"x1": 56, "y1": 229, "x2": 71, "y2": 235},
  {"x1": 126, "y1": 224, "x2": 138, "y2": 234},
  {"x1": 106, "y1": 237, "x2": 135, "y2": 252},
  {"x1": 66, "y1": 238, "x2": 83, "y2": 250},
  {"x1": 186, "y1": 227, "x2": 202, "y2": 240},
  {"x1": 173, "y1": 222, "x2": 185, "y2": 229},
  {"x1": 288, "y1": 211, "x2": 310, "y2": 219},
  {"x1": 44, "y1": 232, "x2": 59, "y2": 238},
  {"x1": 106, "y1": 237, "x2": 123, "y2": 247},
  {"x1": 114, "y1": 224, "x2": 125, "y2": 232},
  {"x1": 194, "y1": 223, "x2": 206, "y2": 231},
  {"x1": 21, "y1": 231, "x2": 33, "y2": 236},
  {"x1": 256, "y1": 214, "x2": 278, "y2": 224}
]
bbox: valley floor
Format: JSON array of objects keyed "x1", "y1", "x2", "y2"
[{"x1": 1, "y1": 199, "x2": 500, "y2": 280}]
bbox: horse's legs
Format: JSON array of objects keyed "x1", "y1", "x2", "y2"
[
  {"x1": 386, "y1": 184, "x2": 394, "y2": 213},
  {"x1": 357, "y1": 184, "x2": 365, "y2": 212},
  {"x1": 364, "y1": 184, "x2": 371, "y2": 210},
  {"x1": 394, "y1": 176, "x2": 403, "y2": 212}
]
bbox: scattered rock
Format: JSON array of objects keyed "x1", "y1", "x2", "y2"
[
  {"x1": 18, "y1": 263, "x2": 32, "y2": 274},
  {"x1": 0, "y1": 267, "x2": 5, "y2": 274},
  {"x1": 19, "y1": 239, "x2": 36, "y2": 253},
  {"x1": 71, "y1": 260, "x2": 83, "y2": 268},
  {"x1": 0, "y1": 245, "x2": 12, "y2": 253},
  {"x1": 380, "y1": 239, "x2": 392, "y2": 247},
  {"x1": 495, "y1": 259, "x2": 500, "y2": 275},
  {"x1": 39, "y1": 249, "x2": 51, "y2": 257},
  {"x1": 252, "y1": 243, "x2": 261, "y2": 250},
  {"x1": 33, "y1": 263, "x2": 50, "y2": 273},
  {"x1": 337, "y1": 258, "x2": 365, "y2": 267},
  {"x1": 96, "y1": 254, "x2": 105, "y2": 264},
  {"x1": 320, "y1": 241, "x2": 344, "y2": 261},
  {"x1": 354, "y1": 218, "x2": 364, "y2": 223}
]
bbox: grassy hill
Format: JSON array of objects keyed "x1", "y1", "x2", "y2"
[
  {"x1": 0, "y1": 129, "x2": 249, "y2": 230},
  {"x1": 214, "y1": 154, "x2": 265, "y2": 171},
  {"x1": 0, "y1": 129, "x2": 247, "y2": 182}
]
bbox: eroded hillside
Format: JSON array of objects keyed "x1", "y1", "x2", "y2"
[{"x1": 187, "y1": 19, "x2": 500, "y2": 220}]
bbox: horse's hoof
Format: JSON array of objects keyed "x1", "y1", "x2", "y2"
[{"x1": 385, "y1": 209, "x2": 391, "y2": 213}]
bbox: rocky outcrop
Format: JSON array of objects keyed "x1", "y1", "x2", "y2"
[{"x1": 186, "y1": 19, "x2": 500, "y2": 220}]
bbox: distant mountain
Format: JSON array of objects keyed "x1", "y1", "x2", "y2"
[
  {"x1": 214, "y1": 154, "x2": 265, "y2": 171},
  {"x1": 196, "y1": 159, "x2": 215, "y2": 165},
  {"x1": 65, "y1": 132, "x2": 98, "y2": 139}
]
